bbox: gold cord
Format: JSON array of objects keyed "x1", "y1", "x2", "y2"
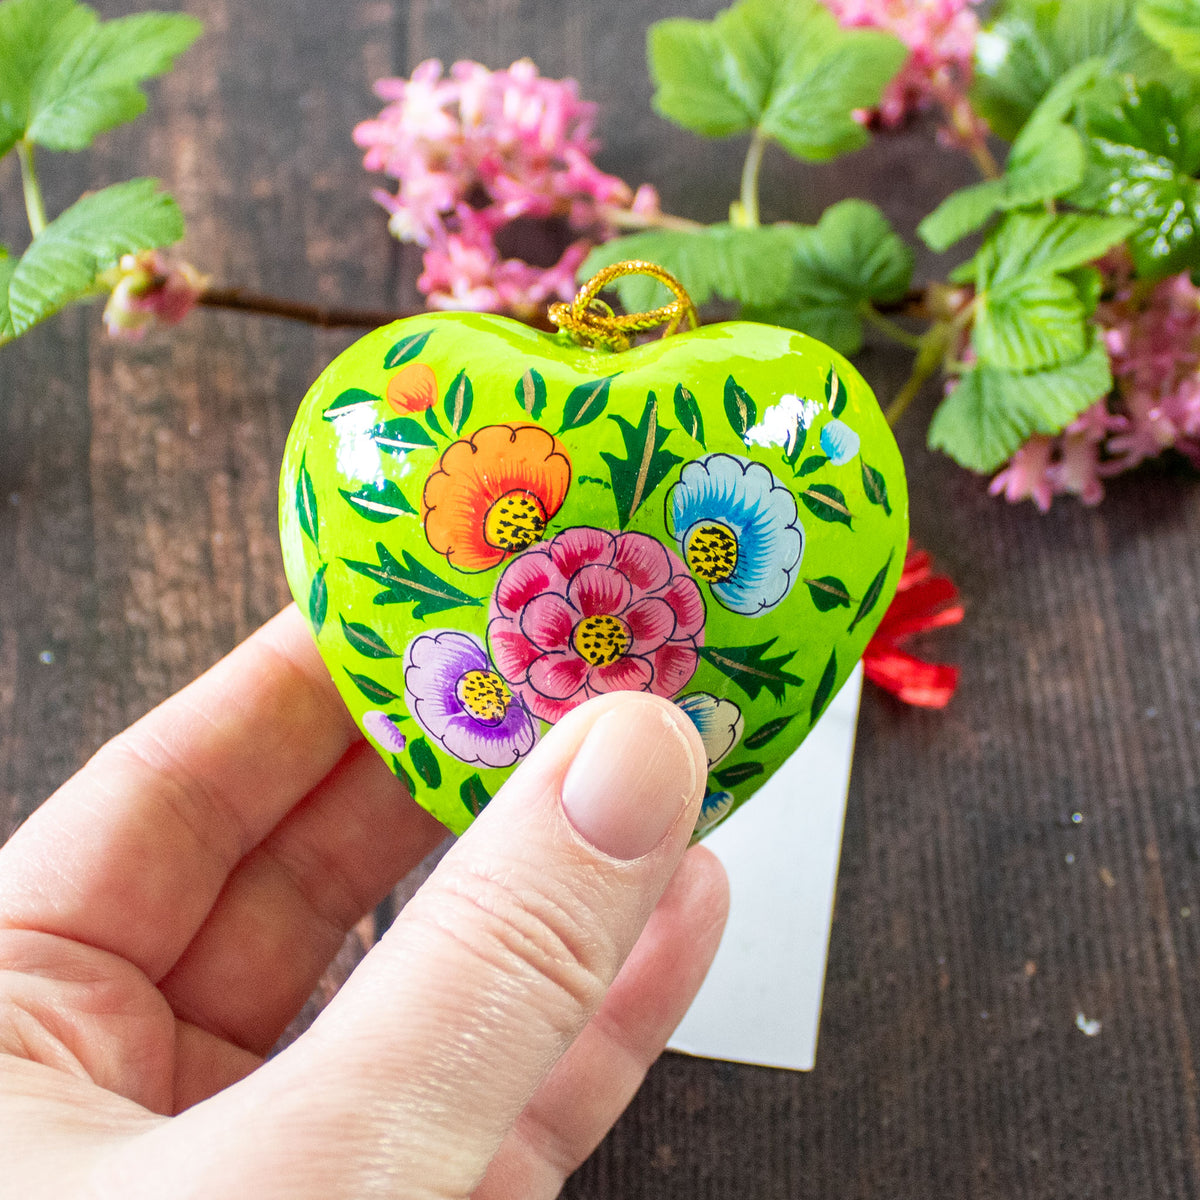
[{"x1": 548, "y1": 260, "x2": 699, "y2": 351}]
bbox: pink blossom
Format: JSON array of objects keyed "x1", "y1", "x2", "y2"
[
  {"x1": 821, "y1": 0, "x2": 985, "y2": 145},
  {"x1": 102, "y1": 251, "x2": 206, "y2": 340},
  {"x1": 355, "y1": 58, "x2": 648, "y2": 314},
  {"x1": 990, "y1": 261, "x2": 1200, "y2": 510}
]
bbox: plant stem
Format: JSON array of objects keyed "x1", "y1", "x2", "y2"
[
  {"x1": 17, "y1": 140, "x2": 47, "y2": 237},
  {"x1": 860, "y1": 302, "x2": 925, "y2": 350},
  {"x1": 602, "y1": 206, "x2": 705, "y2": 234},
  {"x1": 885, "y1": 325, "x2": 951, "y2": 427},
  {"x1": 738, "y1": 129, "x2": 767, "y2": 227},
  {"x1": 196, "y1": 287, "x2": 417, "y2": 328}
]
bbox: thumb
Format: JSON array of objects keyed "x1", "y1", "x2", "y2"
[{"x1": 178, "y1": 691, "x2": 708, "y2": 1198}]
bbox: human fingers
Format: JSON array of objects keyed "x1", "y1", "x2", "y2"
[
  {"x1": 0, "y1": 606, "x2": 377, "y2": 982},
  {"x1": 159, "y1": 740, "x2": 445, "y2": 1059},
  {"x1": 475, "y1": 845, "x2": 728, "y2": 1199},
  {"x1": 152, "y1": 691, "x2": 708, "y2": 1199}
]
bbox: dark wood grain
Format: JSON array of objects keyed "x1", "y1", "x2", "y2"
[{"x1": 3, "y1": 1, "x2": 1200, "y2": 1197}]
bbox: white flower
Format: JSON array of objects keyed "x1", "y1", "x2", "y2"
[{"x1": 676, "y1": 692, "x2": 744, "y2": 767}]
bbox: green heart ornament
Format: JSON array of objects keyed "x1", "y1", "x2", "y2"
[{"x1": 279, "y1": 267, "x2": 908, "y2": 840}]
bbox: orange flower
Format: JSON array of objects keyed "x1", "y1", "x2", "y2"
[
  {"x1": 423, "y1": 423, "x2": 571, "y2": 572},
  {"x1": 387, "y1": 362, "x2": 438, "y2": 413}
]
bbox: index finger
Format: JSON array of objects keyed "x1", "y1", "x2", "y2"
[{"x1": 0, "y1": 605, "x2": 369, "y2": 981}]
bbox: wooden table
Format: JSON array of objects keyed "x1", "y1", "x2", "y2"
[{"x1": 3, "y1": 2, "x2": 1200, "y2": 1196}]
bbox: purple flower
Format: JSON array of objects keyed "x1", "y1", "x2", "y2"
[
  {"x1": 404, "y1": 629, "x2": 539, "y2": 767},
  {"x1": 362, "y1": 710, "x2": 407, "y2": 755}
]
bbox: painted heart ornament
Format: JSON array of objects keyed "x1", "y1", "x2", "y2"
[{"x1": 279, "y1": 269, "x2": 908, "y2": 840}]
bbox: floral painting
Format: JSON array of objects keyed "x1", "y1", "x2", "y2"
[{"x1": 280, "y1": 310, "x2": 909, "y2": 839}]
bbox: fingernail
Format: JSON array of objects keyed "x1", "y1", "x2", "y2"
[{"x1": 560, "y1": 699, "x2": 703, "y2": 859}]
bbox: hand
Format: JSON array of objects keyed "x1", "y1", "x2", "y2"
[{"x1": 0, "y1": 606, "x2": 728, "y2": 1198}]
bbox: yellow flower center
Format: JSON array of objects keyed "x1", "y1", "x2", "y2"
[
  {"x1": 483, "y1": 489, "x2": 547, "y2": 553},
  {"x1": 685, "y1": 521, "x2": 739, "y2": 583},
  {"x1": 572, "y1": 614, "x2": 630, "y2": 667},
  {"x1": 456, "y1": 669, "x2": 511, "y2": 724}
]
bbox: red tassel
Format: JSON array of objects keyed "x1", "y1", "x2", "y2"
[{"x1": 863, "y1": 542, "x2": 964, "y2": 708}]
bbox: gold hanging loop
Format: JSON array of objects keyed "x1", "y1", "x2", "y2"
[{"x1": 548, "y1": 260, "x2": 699, "y2": 351}]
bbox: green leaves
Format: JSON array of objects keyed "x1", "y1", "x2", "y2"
[
  {"x1": 442, "y1": 368, "x2": 473, "y2": 435},
  {"x1": 409, "y1": 738, "x2": 442, "y2": 789},
  {"x1": 700, "y1": 639, "x2": 804, "y2": 702},
  {"x1": 460, "y1": 774, "x2": 492, "y2": 816},
  {"x1": 972, "y1": 0, "x2": 1173, "y2": 140},
  {"x1": 743, "y1": 713, "x2": 797, "y2": 750},
  {"x1": 723, "y1": 375, "x2": 756, "y2": 438},
  {"x1": 0, "y1": 178, "x2": 182, "y2": 341},
  {"x1": 342, "y1": 542, "x2": 481, "y2": 618},
  {"x1": 647, "y1": 0, "x2": 906, "y2": 161},
  {"x1": 601, "y1": 392, "x2": 683, "y2": 529},
  {"x1": 345, "y1": 669, "x2": 400, "y2": 706},
  {"x1": 930, "y1": 333, "x2": 1112, "y2": 471},
  {"x1": 323, "y1": 388, "x2": 378, "y2": 420},
  {"x1": 748, "y1": 201, "x2": 913, "y2": 356},
  {"x1": 370, "y1": 417, "x2": 436, "y2": 456},
  {"x1": 805, "y1": 576, "x2": 852, "y2": 612},
  {"x1": 973, "y1": 273, "x2": 1087, "y2": 372},
  {"x1": 849, "y1": 553, "x2": 894, "y2": 634},
  {"x1": 0, "y1": 0, "x2": 201, "y2": 156},
  {"x1": 296, "y1": 455, "x2": 318, "y2": 546},
  {"x1": 1138, "y1": 0, "x2": 1200, "y2": 72},
  {"x1": 673, "y1": 384, "x2": 705, "y2": 447},
  {"x1": 307, "y1": 564, "x2": 328, "y2": 636},
  {"x1": 810, "y1": 650, "x2": 838, "y2": 725},
  {"x1": 338, "y1": 478, "x2": 415, "y2": 523},
  {"x1": 339, "y1": 616, "x2": 397, "y2": 659},
  {"x1": 801, "y1": 484, "x2": 853, "y2": 527},
  {"x1": 580, "y1": 224, "x2": 802, "y2": 313},
  {"x1": 515, "y1": 368, "x2": 547, "y2": 420},
  {"x1": 861, "y1": 461, "x2": 892, "y2": 517},
  {"x1": 559, "y1": 374, "x2": 617, "y2": 433},
  {"x1": 1070, "y1": 77, "x2": 1200, "y2": 278},
  {"x1": 714, "y1": 761, "x2": 764, "y2": 787},
  {"x1": 383, "y1": 329, "x2": 432, "y2": 368}
]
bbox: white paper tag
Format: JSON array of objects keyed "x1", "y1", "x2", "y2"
[{"x1": 666, "y1": 664, "x2": 862, "y2": 1071}]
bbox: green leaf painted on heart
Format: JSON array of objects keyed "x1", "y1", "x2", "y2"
[
  {"x1": 342, "y1": 543, "x2": 481, "y2": 618},
  {"x1": 369, "y1": 417, "x2": 437, "y2": 456},
  {"x1": 723, "y1": 374, "x2": 756, "y2": 438},
  {"x1": 338, "y1": 478, "x2": 416, "y2": 523},
  {"x1": 323, "y1": 388, "x2": 379, "y2": 421},
  {"x1": 805, "y1": 576, "x2": 852, "y2": 612},
  {"x1": 601, "y1": 392, "x2": 684, "y2": 530},
  {"x1": 308, "y1": 563, "x2": 328, "y2": 636},
  {"x1": 672, "y1": 383, "x2": 706, "y2": 447},
  {"x1": 796, "y1": 454, "x2": 827, "y2": 477},
  {"x1": 801, "y1": 483, "x2": 853, "y2": 527},
  {"x1": 345, "y1": 669, "x2": 400, "y2": 705},
  {"x1": 861, "y1": 461, "x2": 892, "y2": 517},
  {"x1": 810, "y1": 649, "x2": 838, "y2": 725},
  {"x1": 714, "y1": 761, "x2": 764, "y2": 787},
  {"x1": 383, "y1": 329, "x2": 433, "y2": 368},
  {"x1": 849, "y1": 552, "x2": 895, "y2": 634},
  {"x1": 339, "y1": 615, "x2": 398, "y2": 659},
  {"x1": 391, "y1": 755, "x2": 416, "y2": 797},
  {"x1": 825, "y1": 364, "x2": 848, "y2": 418},
  {"x1": 409, "y1": 738, "x2": 442, "y2": 789},
  {"x1": 743, "y1": 713, "x2": 798, "y2": 750},
  {"x1": 296, "y1": 455, "x2": 319, "y2": 546},
  {"x1": 647, "y1": 0, "x2": 906, "y2": 161},
  {"x1": 442, "y1": 369, "x2": 473, "y2": 435},
  {"x1": 515, "y1": 368, "x2": 547, "y2": 420},
  {"x1": 0, "y1": 0, "x2": 201, "y2": 157},
  {"x1": 460, "y1": 773, "x2": 492, "y2": 816},
  {"x1": 699, "y1": 639, "x2": 804, "y2": 702},
  {"x1": 559, "y1": 374, "x2": 617, "y2": 433},
  {"x1": 1, "y1": 178, "x2": 183, "y2": 341}
]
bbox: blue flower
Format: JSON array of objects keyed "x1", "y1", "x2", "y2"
[
  {"x1": 819, "y1": 419, "x2": 860, "y2": 465},
  {"x1": 665, "y1": 454, "x2": 804, "y2": 616},
  {"x1": 693, "y1": 789, "x2": 735, "y2": 837},
  {"x1": 677, "y1": 692, "x2": 743, "y2": 767}
]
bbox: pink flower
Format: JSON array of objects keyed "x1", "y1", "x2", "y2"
[
  {"x1": 487, "y1": 527, "x2": 706, "y2": 723},
  {"x1": 354, "y1": 58, "x2": 650, "y2": 315},
  {"x1": 102, "y1": 251, "x2": 206, "y2": 340},
  {"x1": 821, "y1": 0, "x2": 986, "y2": 147}
]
